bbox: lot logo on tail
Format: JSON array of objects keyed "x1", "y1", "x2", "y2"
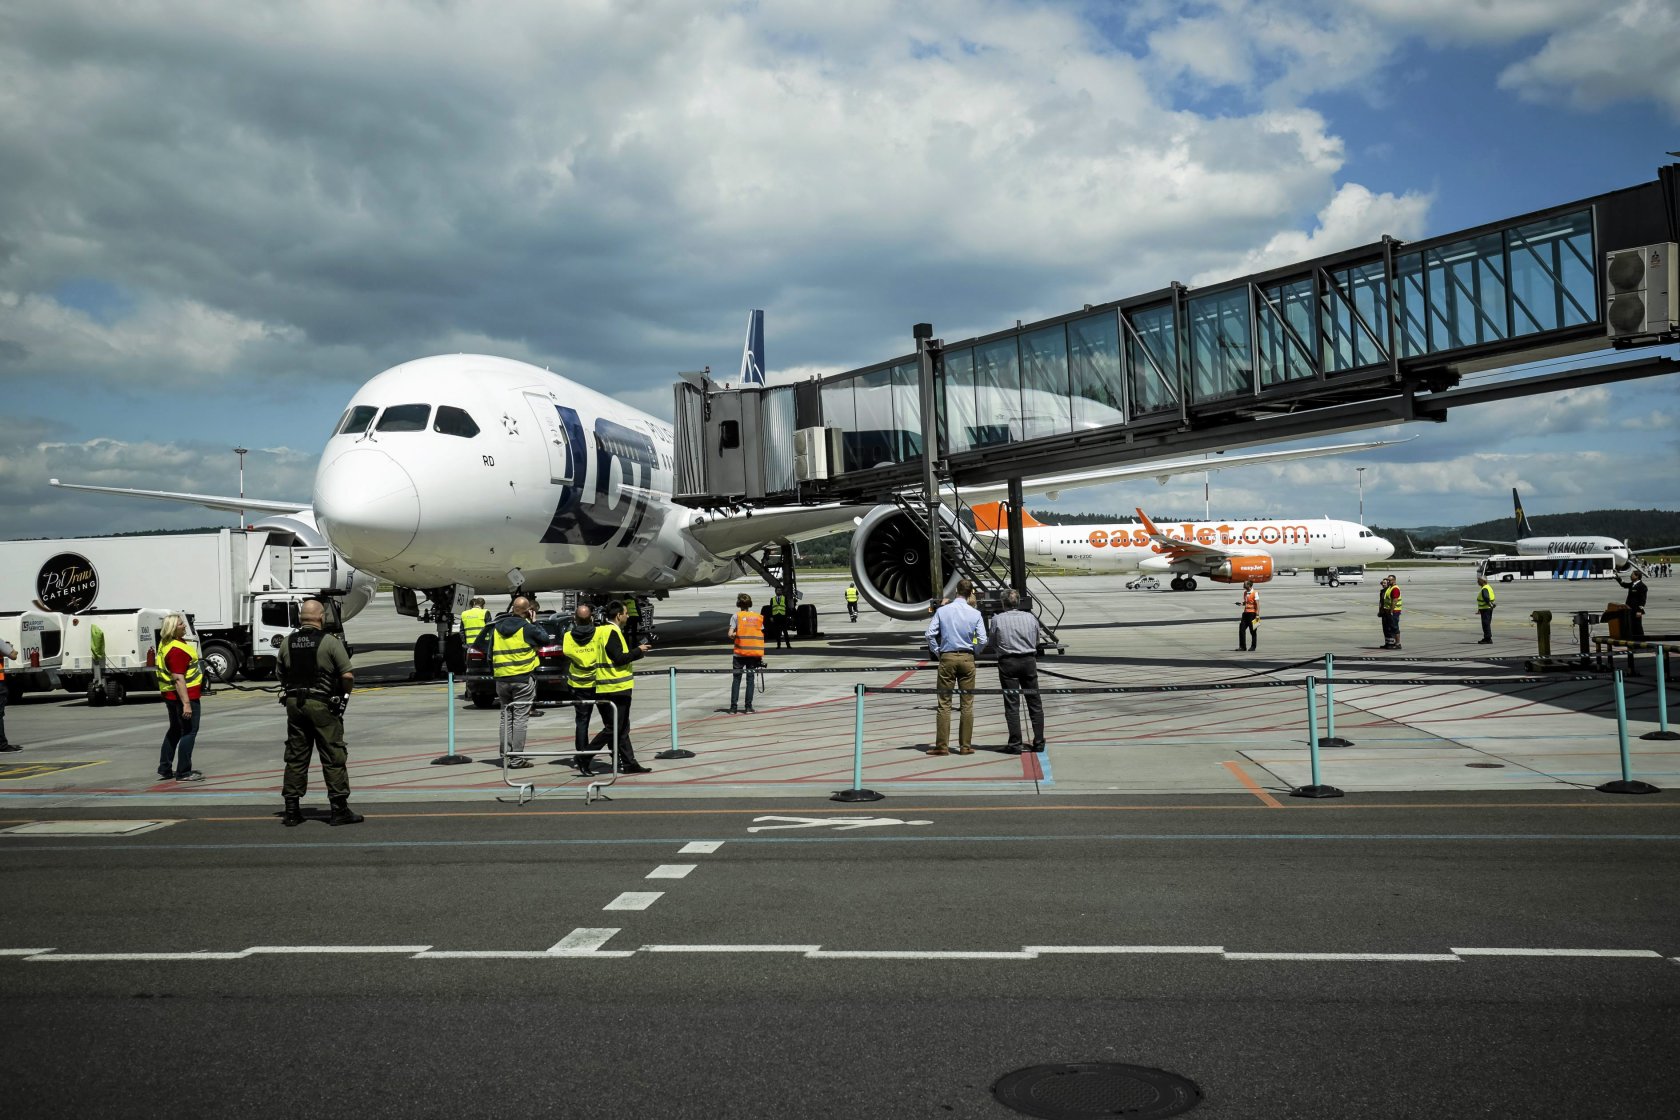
[{"x1": 36, "y1": 553, "x2": 98, "y2": 612}]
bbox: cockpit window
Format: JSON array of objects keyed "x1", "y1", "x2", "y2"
[
  {"x1": 433, "y1": 406, "x2": 480, "y2": 438},
  {"x1": 375, "y1": 404, "x2": 431, "y2": 432},
  {"x1": 336, "y1": 405, "x2": 378, "y2": 436}
]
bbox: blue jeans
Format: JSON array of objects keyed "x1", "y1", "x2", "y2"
[
  {"x1": 160, "y1": 697, "x2": 201, "y2": 776},
  {"x1": 730, "y1": 656, "x2": 760, "y2": 710}
]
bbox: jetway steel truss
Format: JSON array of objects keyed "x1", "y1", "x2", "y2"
[{"x1": 675, "y1": 165, "x2": 1680, "y2": 507}]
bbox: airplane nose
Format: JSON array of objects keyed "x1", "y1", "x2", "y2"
[
  {"x1": 314, "y1": 448, "x2": 420, "y2": 566},
  {"x1": 1378, "y1": 536, "x2": 1395, "y2": 560}
]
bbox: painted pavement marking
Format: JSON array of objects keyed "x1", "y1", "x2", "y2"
[
  {"x1": 1, "y1": 819, "x2": 177, "y2": 837},
  {"x1": 646, "y1": 864, "x2": 695, "y2": 879},
  {"x1": 603, "y1": 891, "x2": 663, "y2": 911},
  {"x1": 747, "y1": 815, "x2": 935, "y2": 833},
  {"x1": 547, "y1": 928, "x2": 622, "y2": 954},
  {"x1": 678, "y1": 841, "x2": 723, "y2": 854}
]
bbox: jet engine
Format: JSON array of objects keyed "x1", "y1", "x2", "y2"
[
  {"x1": 1208, "y1": 554, "x2": 1274, "y2": 584},
  {"x1": 849, "y1": 504, "x2": 971, "y2": 620}
]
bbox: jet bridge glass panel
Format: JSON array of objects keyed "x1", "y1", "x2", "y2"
[
  {"x1": 1507, "y1": 210, "x2": 1596, "y2": 335},
  {"x1": 974, "y1": 337, "x2": 1021, "y2": 447},
  {"x1": 890, "y1": 361, "x2": 922, "y2": 461},
  {"x1": 1019, "y1": 324, "x2": 1071, "y2": 440},
  {"x1": 941, "y1": 346, "x2": 979, "y2": 454},
  {"x1": 852, "y1": 366, "x2": 896, "y2": 469},
  {"x1": 1187, "y1": 288, "x2": 1252, "y2": 401},
  {"x1": 1321, "y1": 261, "x2": 1390, "y2": 373},
  {"x1": 1126, "y1": 303, "x2": 1179, "y2": 415},
  {"x1": 1258, "y1": 277, "x2": 1316, "y2": 386},
  {"x1": 1067, "y1": 311, "x2": 1124, "y2": 430},
  {"x1": 821, "y1": 375, "x2": 859, "y2": 473}
]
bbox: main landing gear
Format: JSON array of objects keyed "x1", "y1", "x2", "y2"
[{"x1": 1169, "y1": 575, "x2": 1199, "y2": 592}]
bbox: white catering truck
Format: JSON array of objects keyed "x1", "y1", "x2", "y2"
[
  {"x1": 0, "y1": 529, "x2": 376, "y2": 695},
  {"x1": 0, "y1": 609, "x2": 65, "y2": 700}
]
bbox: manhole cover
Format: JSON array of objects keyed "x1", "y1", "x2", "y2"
[
  {"x1": 1465, "y1": 762, "x2": 1506, "y2": 769},
  {"x1": 993, "y1": 1063, "x2": 1202, "y2": 1118}
]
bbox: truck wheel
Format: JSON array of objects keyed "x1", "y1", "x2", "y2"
[
  {"x1": 87, "y1": 683, "x2": 107, "y2": 707},
  {"x1": 104, "y1": 679, "x2": 127, "y2": 705},
  {"x1": 200, "y1": 641, "x2": 240, "y2": 685},
  {"x1": 414, "y1": 633, "x2": 441, "y2": 679}
]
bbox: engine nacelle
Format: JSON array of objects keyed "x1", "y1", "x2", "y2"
[
  {"x1": 1208, "y1": 554, "x2": 1274, "y2": 584},
  {"x1": 849, "y1": 504, "x2": 965, "y2": 620}
]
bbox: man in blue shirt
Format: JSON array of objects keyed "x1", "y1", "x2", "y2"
[{"x1": 924, "y1": 579, "x2": 984, "y2": 755}]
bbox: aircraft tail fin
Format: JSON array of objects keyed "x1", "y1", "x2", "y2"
[
  {"x1": 1404, "y1": 532, "x2": 1419, "y2": 553},
  {"x1": 738, "y1": 309, "x2": 765, "y2": 386},
  {"x1": 970, "y1": 502, "x2": 1044, "y2": 532},
  {"x1": 1512, "y1": 487, "x2": 1535, "y2": 538}
]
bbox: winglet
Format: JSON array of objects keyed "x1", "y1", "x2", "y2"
[{"x1": 970, "y1": 502, "x2": 1042, "y2": 532}]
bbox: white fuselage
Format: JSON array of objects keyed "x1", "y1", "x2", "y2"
[
  {"x1": 1516, "y1": 536, "x2": 1631, "y2": 561},
  {"x1": 312, "y1": 355, "x2": 741, "y2": 593},
  {"x1": 1009, "y1": 518, "x2": 1393, "y2": 574}
]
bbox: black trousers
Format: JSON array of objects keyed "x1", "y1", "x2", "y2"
[
  {"x1": 588, "y1": 691, "x2": 637, "y2": 765},
  {"x1": 996, "y1": 653, "x2": 1045, "y2": 748},
  {"x1": 1480, "y1": 607, "x2": 1493, "y2": 640},
  {"x1": 571, "y1": 687, "x2": 596, "y2": 755},
  {"x1": 1238, "y1": 613, "x2": 1258, "y2": 650}
]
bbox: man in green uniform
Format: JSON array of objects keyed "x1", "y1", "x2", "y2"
[
  {"x1": 278, "y1": 599, "x2": 360, "y2": 827},
  {"x1": 1476, "y1": 575, "x2": 1495, "y2": 644}
]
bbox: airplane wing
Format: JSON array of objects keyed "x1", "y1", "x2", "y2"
[
  {"x1": 1632, "y1": 544, "x2": 1680, "y2": 555},
  {"x1": 1462, "y1": 539, "x2": 1516, "y2": 548},
  {"x1": 687, "y1": 504, "x2": 876, "y2": 558},
  {"x1": 958, "y1": 437, "x2": 1410, "y2": 502},
  {"x1": 49, "y1": 479, "x2": 308, "y2": 515},
  {"x1": 1134, "y1": 508, "x2": 1246, "y2": 561}
]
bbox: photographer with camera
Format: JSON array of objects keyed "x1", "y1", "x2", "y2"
[{"x1": 277, "y1": 599, "x2": 361, "y2": 827}]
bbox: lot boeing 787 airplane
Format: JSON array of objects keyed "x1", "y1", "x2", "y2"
[{"x1": 51, "y1": 325, "x2": 1399, "y2": 669}]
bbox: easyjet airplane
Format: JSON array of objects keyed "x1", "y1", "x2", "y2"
[
  {"x1": 973, "y1": 503, "x2": 1394, "y2": 590},
  {"x1": 51, "y1": 314, "x2": 1399, "y2": 666}
]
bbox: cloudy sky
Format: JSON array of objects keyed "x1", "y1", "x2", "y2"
[{"x1": 2, "y1": 0, "x2": 1677, "y2": 539}]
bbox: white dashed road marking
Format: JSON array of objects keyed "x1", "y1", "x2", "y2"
[
  {"x1": 678, "y1": 841, "x2": 723, "y2": 854},
  {"x1": 646, "y1": 864, "x2": 695, "y2": 879},
  {"x1": 547, "y1": 928, "x2": 622, "y2": 953},
  {"x1": 603, "y1": 891, "x2": 663, "y2": 911}
]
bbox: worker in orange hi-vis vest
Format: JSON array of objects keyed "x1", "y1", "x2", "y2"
[
  {"x1": 728, "y1": 592, "x2": 765, "y2": 714},
  {"x1": 1236, "y1": 580, "x2": 1260, "y2": 652}
]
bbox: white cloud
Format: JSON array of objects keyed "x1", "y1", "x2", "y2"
[
  {"x1": 1190, "y1": 182, "x2": 1433, "y2": 286},
  {"x1": 1497, "y1": 0, "x2": 1680, "y2": 117}
]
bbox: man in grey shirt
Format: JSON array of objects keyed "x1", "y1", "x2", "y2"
[{"x1": 988, "y1": 589, "x2": 1046, "y2": 753}]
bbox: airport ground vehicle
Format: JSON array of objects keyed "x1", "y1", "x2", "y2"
[
  {"x1": 1124, "y1": 575, "x2": 1161, "y2": 591},
  {"x1": 1477, "y1": 555, "x2": 1620, "y2": 582},
  {"x1": 1313, "y1": 565, "x2": 1365, "y2": 586},
  {"x1": 0, "y1": 610, "x2": 64, "y2": 700},
  {"x1": 0, "y1": 530, "x2": 370, "y2": 685},
  {"x1": 463, "y1": 614, "x2": 579, "y2": 709},
  {"x1": 57, "y1": 607, "x2": 187, "y2": 706}
]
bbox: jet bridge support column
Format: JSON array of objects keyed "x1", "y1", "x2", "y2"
[
  {"x1": 916, "y1": 323, "x2": 943, "y2": 612},
  {"x1": 1006, "y1": 477, "x2": 1029, "y2": 603}
]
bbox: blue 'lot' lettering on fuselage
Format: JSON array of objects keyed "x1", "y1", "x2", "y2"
[{"x1": 540, "y1": 406, "x2": 655, "y2": 547}]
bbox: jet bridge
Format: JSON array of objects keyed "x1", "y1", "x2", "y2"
[{"x1": 673, "y1": 164, "x2": 1680, "y2": 622}]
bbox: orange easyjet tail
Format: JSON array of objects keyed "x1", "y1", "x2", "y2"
[{"x1": 970, "y1": 502, "x2": 1044, "y2": 532}]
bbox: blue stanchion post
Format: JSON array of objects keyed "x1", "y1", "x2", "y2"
[
  {"x1": 1599, "y1": 669, "x2": 1661, "y2": 793},
  {"x1": 1319, "y1": 652, "x2": 1352, "y2": 748},
  {"x1": 655, "y1": 665, "x2": 696, "y2": 759},
  {"x1": 832, "y1": 683, "x2": 882, "y2": 802},
  {"x1": 1642, "y1": 647, "x2": 1679, "y2": 742},
  {"x1": 431, "y1": 671, "x2": 473, "y2": 765},
  {"x1": 1291, "y1": 675, "x2": 1343, "y2": 799}
]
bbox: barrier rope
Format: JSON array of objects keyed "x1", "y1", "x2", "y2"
[{"x1": 864, "y1": 675, "x2": 1603, "y2": 696}]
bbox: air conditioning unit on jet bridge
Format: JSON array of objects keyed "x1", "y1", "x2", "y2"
[
  {"x1": 794, "y1": 426, "x2": 844, "y2": 482},
  {"x1": 1606, "y1": 242, "x2": 1678, "y2": 340}
]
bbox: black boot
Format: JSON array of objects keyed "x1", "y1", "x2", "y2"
[
  {"x1": 619, "y1": 754, "x2": 652, "y2": 775},
  {"x1": 328, "y1": 797, "x2": 364, "y2": 826},
  {"x1": 282, "y1": 797, "x2": 303, "y2": 827}
]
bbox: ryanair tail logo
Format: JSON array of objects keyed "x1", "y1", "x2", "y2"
[{"x1": 739, "y1": 309, "x2": 766, "y2": 386}]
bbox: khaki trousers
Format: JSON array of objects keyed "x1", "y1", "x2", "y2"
[{"x1": 935, "y1": 652, "x2": 976, "y2": 750}]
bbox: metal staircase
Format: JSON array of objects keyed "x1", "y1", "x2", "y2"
[{"x1": 890, "y1": 487, "x2": 1065, "y2": 646}]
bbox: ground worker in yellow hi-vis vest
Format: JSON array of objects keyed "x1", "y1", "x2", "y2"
[
  {"x1": 1476, "y1": 576, "x2": 1496, "y2": 644},
  {"x1": 155, "y1": 612, "x2": 205, "y2": 782},
  {"x1": 729, "y1": 592, "x2": 765, "y2": 714},
  {"x1": 845, "y1": 582, "x2": 859, "y2": 622},
  {"x1": 583, "y1": 599, "x2": 651, "y2": 774},
  {"x1": 460, "y1": 598, "x2": 489, "y2": 644},
  {"x1": 472, "y1": 596, "x2": 547, "y2": 770},
  {"x1": 562, "y1": 602, "x2": 603, "y2": 771},
  {"x1": 768, "y1": 591, "x2": 793, "y2": 649}
]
